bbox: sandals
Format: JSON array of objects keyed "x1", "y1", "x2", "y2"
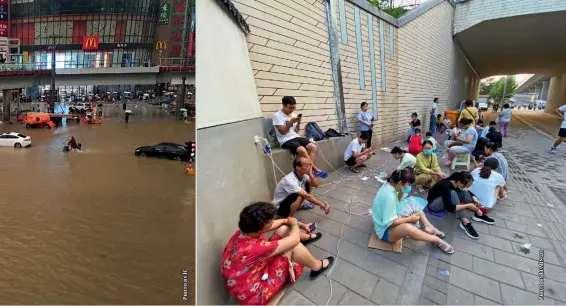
[
  {"x1": 437, "y1": 242, "x2": 454, "y2": 254},
  {"x1": 301, "y1": 232, "x2": 322, "y2": 246},
  {"x1": 434, "y1": 230, "x2": 446, "y2": 238},
  {"x1": 299, "y1": 201, "x2": 315, "y2": 210},
  {"x1": 359, "y1": 164, "x2": 367, "y2": 168},
  {"x1": 350, "y1": 167, "x2": 360, "y2": 173},
  {"x1": 310, "y1": 256, "x2": 335, "y2": 279}
]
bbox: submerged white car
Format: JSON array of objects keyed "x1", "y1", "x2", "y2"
[{"x1": 0, "y1": 132, "x2": 32, "y2": 148}]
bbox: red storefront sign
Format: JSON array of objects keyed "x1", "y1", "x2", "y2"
[
  {"x1": 82, "y1": 36, "x2": 99, "y2": 50},
  {"x1": 0, "y1": 22, "x2": 7, "y2": 36}
]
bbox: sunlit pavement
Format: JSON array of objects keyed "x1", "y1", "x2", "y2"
[{"x1": 279, "y1": 117, "x2": 566, "y2": 305}]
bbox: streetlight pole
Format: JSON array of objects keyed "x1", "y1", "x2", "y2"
[
  {"x1": 47, "y1": 35, "x2": 61, "y2": 113},
  {"x1": 177, "y1": 0, "x2": 190, "y2": 120}
]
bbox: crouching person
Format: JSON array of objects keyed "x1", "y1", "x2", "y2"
[
  {"x1": 221, "y1": 202, "x2": 334, "y2": 305},
  {"x1": 273, "y1": 157, "x2": 331, "y2": 217},
  {"x1": 344, "y1": 133, "x2": 373, "y2": 173}
]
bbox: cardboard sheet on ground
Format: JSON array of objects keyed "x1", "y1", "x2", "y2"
[{"x1": 368, "y1": 232, "x2": 403, "y2": 253}]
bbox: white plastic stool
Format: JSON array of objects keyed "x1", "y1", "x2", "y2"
[{"x1": 451, "y1": 153, "x2": 470, "y2": 170}]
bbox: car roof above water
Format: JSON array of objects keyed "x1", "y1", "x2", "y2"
[{"x1": 2, "y1": 132, "x2": 27, "y2": 137}]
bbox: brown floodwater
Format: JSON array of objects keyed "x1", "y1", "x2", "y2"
[{"x1": 0, "y1": 115, "x2": 194, "y2": 304}]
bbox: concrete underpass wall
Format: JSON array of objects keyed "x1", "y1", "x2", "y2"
[
  {"x1": 547, "y1": 73, "x2": 566, "y2": 114},
  {"x1": 196, "y1": 0, "x2": 270, "y2": 304},
  {"x1": 454, "y1": 0, "x2": 566, "y2": 34}
]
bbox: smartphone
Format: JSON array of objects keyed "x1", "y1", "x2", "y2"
[
  {"x1": 298, "y1": 114, "x2": 303, "y2": 118},
  {"x1": 309, "y1": 223, "x2": 317, "y2": 232}
]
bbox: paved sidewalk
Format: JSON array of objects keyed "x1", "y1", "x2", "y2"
[{"x1": 279, "y1": 121, "x2": 566, "y2": 305}]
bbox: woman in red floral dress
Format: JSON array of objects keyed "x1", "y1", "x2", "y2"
[{"x1": 221, "y1": 202, "x2": 335, "y2": 305}]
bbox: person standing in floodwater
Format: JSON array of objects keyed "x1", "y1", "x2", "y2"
[
  {"x1": 125, "y1": 112, "x2": 130, "y2": 124},
  {"x1": 122, "y1": 101, "x2": 127, "y2": 111}
]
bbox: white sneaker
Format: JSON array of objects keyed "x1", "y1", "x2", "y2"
[{"x1": 549, "y1": 147, "x2": 556, "y2": 154}]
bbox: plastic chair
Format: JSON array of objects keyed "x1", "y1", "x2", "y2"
[{"x1": 451, "y1": 153, "x2": 470, "y2": 170}]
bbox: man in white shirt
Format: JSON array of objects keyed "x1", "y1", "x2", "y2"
[
  {"x1": 273, "y1": 96, "x2": 328, "y2": 178},
  {"x1": 273, "y1": 157, "x2": 331, "y2": 217},
  {"x1": 344, "y1": 134, "x2": 373, "y2": 173},
  {"x1": 429, "y1": 98, "x2": 439, "y2": 136},
  {"x1": 549, "y1": 104, "x2": 566, "y2": 156}
]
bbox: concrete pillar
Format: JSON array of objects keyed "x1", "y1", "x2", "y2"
[
  {"x1": 545, "y1": 74, "x2": 566, "y2": 115},
  {"x1": 529, "y1": 86, "x2": 535, "y2": 93},
  {"x1": 2, "y1": 89, "x2": 10, "y2": 122},
  {"x1": 541, "y1": 80, "x2": 550, "y2": 101},
  {"x1": 535, "y1": 83, "x2": 543, "y2": 101}
]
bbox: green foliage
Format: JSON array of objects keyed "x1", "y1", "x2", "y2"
[
  {"x1": 479, "y1": 79, "x2": 495, "y2": 95},
  {"x1": 367, "y1": 0, "x2": 408, "y2": 18},
  {"x1": 490, "y1": 76, "x2": 518, "y2": 103}
]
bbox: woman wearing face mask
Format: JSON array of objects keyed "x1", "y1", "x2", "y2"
[
  {"x1": 427, "y1": 171, "x2": 495, "y2": 239},
  {"x1": 414, "y1": 140, "x2": 447, "y2": 193},
  {"x1": 372, "y1": 169, "x2": 454, "y2": 254}
]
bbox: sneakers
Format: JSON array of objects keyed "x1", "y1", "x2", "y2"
[
  {"x1": 459, "y1": 222, "x2": 479, "y2": 239},
  {"x1": 472, "y1": 214, "x2": 495, "y2": 225},
  {"x1": 550, "y1": 147, "x2": 556, "y2": 154}
]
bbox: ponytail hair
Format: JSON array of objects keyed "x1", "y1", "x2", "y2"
[{"x1": 388, "y1": 169, "x2": 415, "y2": 185}]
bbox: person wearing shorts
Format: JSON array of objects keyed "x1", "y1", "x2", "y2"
[
  {"x1": 344, "y1": 134, "x2": 373, "y2": 173},
  {"x1": 549, "y1": 104, "x2": 566, "y2": 156},
  {"x1": 272, "y1": 157, "x2": 330, "y2": 218},
  {"x1": 273, "y1": 96, "x2": 328, "y2": 178}
]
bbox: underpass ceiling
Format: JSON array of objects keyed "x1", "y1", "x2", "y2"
[{"x1": 455, "y1": 11, "x2": 566, "y2": 78}]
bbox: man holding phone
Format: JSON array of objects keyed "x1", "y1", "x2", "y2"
[{"x1": 273, "y1": 96, "x2": 328, "y2": 178}]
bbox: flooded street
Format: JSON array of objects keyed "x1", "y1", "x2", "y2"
[{"x1": 0, "y1": 116, "x2": 194, "y2": 304}]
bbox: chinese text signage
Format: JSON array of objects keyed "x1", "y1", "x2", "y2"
[
  {"x1": 159, "y1": 4, "x2": 170, "y2": 25},
  {"x1": 170, "y1": 0, "x2": 187, "y2": 56},
  {"x1": 0, "y1": 0, "x2": 8, "y2": 37}
]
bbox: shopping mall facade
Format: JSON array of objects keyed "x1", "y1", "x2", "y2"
[{"x1": 1, "y1": 0, "x2": 195, "y2": 99}]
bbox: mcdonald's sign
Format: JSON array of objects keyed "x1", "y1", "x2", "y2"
[
  {"x1": 155, "y1": 41, "x2": 167, "y2": 50},
  {"x1": 82, "y1": 36, "x2": 99, "y2": 50}
]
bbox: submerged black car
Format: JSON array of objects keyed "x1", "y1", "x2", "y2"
[{"x1": 134, "y1": 143, "x2": 190, "y2": 161}]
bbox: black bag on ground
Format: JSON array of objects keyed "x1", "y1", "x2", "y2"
[
  {"x1": 325, "y1": 128, "x2": 344, "y2": 138},
  {"x1": 305, "y1": 122, "x2": 327, "y2": 141}
]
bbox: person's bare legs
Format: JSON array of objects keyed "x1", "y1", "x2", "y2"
[
  {"x1": 288, "y1": 241, "x2": 329, "y2": 271},
  {"x1": 496, "y1": 186, "x2": 507, "y2": 200},
  {"x1": 288, "y1": 195, "x2": 306, "y2": 217},
  {"x1": 274, "y1": 225, "x2": 312, "y2": 244},
  {"x1": 413, "y1": 212, "x2": 442, "y2": 235},
  {"x1": 352, "y1": 154, "x2": 368, "y2": 168},
  {"x1": 297, "y1": 145, "x2": 321, "y2": 173},
  {"x1": 306, "y1": 143, "x2": 321, "y2": 172},
  {"x1": 552, "y1": 137, "x2": 566, "y2": 148},
  {"x1": 387, "y1": 223, "x2": 444, "y2": 244}
]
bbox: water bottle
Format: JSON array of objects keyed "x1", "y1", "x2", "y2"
[{"x1": 264, "y1": 143, "x2": 271, "y2": 154}]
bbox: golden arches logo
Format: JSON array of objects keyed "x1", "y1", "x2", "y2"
[
  {"x1": 156, "y1": 41, "x2": 167, "y2": 50},
  {"x1": 85, "y1": 38, "x2": 97, "y2": 48}
]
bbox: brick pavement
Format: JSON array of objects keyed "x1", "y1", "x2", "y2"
[{"x1": 279, "y1": 119, "x2": 566, "y2": 305}]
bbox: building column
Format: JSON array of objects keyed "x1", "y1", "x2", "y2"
[
  {"x1": 541, "y1": 80, "x2": 550, "y2": 101},
  {"x1": 2, "y1": 89, "x2": 11, "y2": 122},
  {"x1": 545, "y1": 74, "x2": 566, "y2": 115},
  {"x1": 535, "y1": 83, "x2": 543, "y2": 100}
]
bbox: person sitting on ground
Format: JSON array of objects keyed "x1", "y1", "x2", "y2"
[
  {"x1": 372, "y1": 169, "x2": 454, "y2": 254},
  {"x1": 344, "y1": 134, "x2": 373, "y2": 173},
  {"x1": 221, "y1": 202, "x2": 334, "y2": 305},
  {"x1": 480, "y1": 121, "x2": 497, "y2": 138},
  {"x1": 481, "y1": 142, "x2": 509, "y2": 182},
  {"x1": 471, "y1": 136, "x2": 489, "y2": 163},
  {"x1": 424, "y1": 132, "x2": 437, "y2": 152},
  {"x1": 443, "y1": 118, "x2": 478, "y2": 166},
  {"x1": 469, "y1": 159, "x2": 507, "y2": 211},
  {"x1": 391, "y1": 146, "x2": 417, "y2": 172},
  {"x1": 486, "y1": 126, "x2": 503, "y2": 149},
  {"x1": 408, "y1": 128, "x2": 423, "y2": 156},
  {"x1": 435, "y1": 114, "x2": 444, "y2": 133},
  {"x1": 458, "y1": 99, "x2": 479, "y2": 127},
  {"x1": 427, "y1": 171, "x2": 495, "y2": 239},
  {"x1": 273, "y1": 157, "x2": 330, "y2": 217},
  {"x1": 273, "y1": 96, "x2": 328, "y2": 178},
  {"x1": 414, "y1": 140, "x2": 447, "y2": 193},
  {"x1": 407, "y1": 112, "x2": 421, "y2": 142},
  {"x1": 475, "y1": 119, "x2": 485, "y2": 133}
]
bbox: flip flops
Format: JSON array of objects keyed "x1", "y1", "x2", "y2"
[
  {"x1": 313, "y1": 170, "x2": 328, "y2": 178},
  {"x1": 350, "y1": 167, "x2": 360, "y2": 173},
  {"x1": 301, "y1": 232, "x2": 322, "y2": 246},
  {"x1": 299, "y1": 201, "x2": 315, "y2": 210}
]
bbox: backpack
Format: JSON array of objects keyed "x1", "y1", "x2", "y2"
[
  {"x1": 325, "y1": 128, "x2": 344, "y2": 138},
  {"x1": 305, "y1": 122, "x2": 327, "y2": 141}
]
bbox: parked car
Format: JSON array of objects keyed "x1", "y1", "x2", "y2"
[
  {"x1": 478, "y1": 102, "x2": 488, "y2": 111},
  {"x1": 0, "y1": 132, "x2": 32, "y2": 148},
  {"x1": 134, "y1": 142, "x2": 190, "y2": 161}
]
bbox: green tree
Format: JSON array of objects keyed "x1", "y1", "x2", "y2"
[
  {"x1": 367, "y1": 0, "x2": 408, "y2": 18},
  {"x1": 490, "y1": 76, "x2": 518, "y2": 103},
  {"x1": 479, "y1": 79, "x2": 495, "y2": 95}
]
